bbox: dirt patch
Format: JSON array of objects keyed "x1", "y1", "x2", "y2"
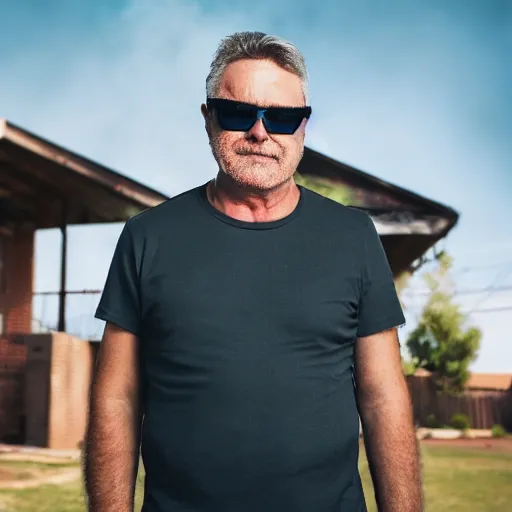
[
  {"x1": 422, "y1": 437, "x2": 512, "y2": 453},
  {"x1": 0, "y1": 467, "x2": 81, "y2": 489},
  {"x1": 0, "y1": 456, "x2": 80, "y2": 489},
  {"x1": 0, "y1": 468, "x2": 16, "y2": 482},
  {"x1": 0, "y1": 466, "x2": 39, "y2": 483}
]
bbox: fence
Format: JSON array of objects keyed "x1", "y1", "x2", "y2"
[
  {"x1": 32, "y1": 290, "x2": 103, "y2": 341},
  {"x1": 406, "y1": 375, "x2": 512, "y2": 431}
]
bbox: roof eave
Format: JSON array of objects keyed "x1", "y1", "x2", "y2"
[
  {"x1": 371, "y1": 213, "x2": 453, "y2": 237},
  {"x1": 0, "y1": 119, "x2": 169, "y2": 209},
  {"x1": 304, "y1": 146, "x2": 460, "y2": 223}
]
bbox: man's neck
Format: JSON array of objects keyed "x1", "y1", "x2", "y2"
[{"x1": 207, "y1": 174, "x2": 300, "y2": 223}]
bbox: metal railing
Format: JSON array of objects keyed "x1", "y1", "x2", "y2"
[{"x1": 32, "y1": 290, "x2": 104, "y2": 340}]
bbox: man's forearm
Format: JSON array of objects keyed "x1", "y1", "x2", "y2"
[
  {"x1": 360, "y1": 392, "x2": 423, "y2": 512},
  {"x1": 84, "y1": 398, "x2": 141, "y2": 512}
]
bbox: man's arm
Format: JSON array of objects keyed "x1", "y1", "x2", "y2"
[
  {"x1": 84, "y1": 322, "x2": 142, "y2": 512},
  {"x1": 354, "y1": 327, "x2": 423, "y2": 512}
]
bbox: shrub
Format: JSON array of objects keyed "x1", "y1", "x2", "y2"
[
  {"x1": 450, "y1": 413, "x2": 471, "y2": 430},
  {"x1": 491, "y1": 424, "x2": 507, "y2": 438},
  {"x1": 425, "y1": 414, "x2": 439, "y2": 429},
  {"x1": 462, "y1": 428, "x2": 473, "y2": 439}
]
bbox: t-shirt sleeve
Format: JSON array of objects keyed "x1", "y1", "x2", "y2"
[
  {"x1": 356, "y1": 214, "x2": 405, "y2": 338},
  {"x1": 94, "y1": 222, "x2": 141, "y2": 336}
]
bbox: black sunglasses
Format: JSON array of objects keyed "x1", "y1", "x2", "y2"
[{"x1": 206, "y1": 98, "x2": 312, "y2": 135}]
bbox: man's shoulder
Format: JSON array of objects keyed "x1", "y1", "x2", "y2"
[
  {"x1": 125, "y1": 184, "x2": 203, "y2": 237},
  {"x1": 301, "y1": 186, "x2": 371, "y2": 231}
]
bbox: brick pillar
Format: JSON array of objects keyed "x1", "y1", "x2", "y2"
[
  {"x1": 5, "y1": 226, "x2": 34, "y2": 334},
  {"x1": 24, "y1": 332, "x2": 93, "y2": 449}
]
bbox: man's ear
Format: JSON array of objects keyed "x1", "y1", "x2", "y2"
[{"x1": 201, "y1": 104, "x2": 211, "y2": 137}]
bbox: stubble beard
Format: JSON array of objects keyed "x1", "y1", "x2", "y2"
[{"x1": 210, "y1": 135, "x2": 303, "y2": 192}]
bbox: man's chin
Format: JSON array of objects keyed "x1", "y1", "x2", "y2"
[{"x1": 231, "y1": 174, "x2": 290, "y2": 193}]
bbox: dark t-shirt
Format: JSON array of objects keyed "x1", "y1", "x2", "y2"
[{"x1": 95, "y1": 183, "x2": 405, "y2": 512}]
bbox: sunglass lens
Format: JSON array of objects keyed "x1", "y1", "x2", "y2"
[
  {"x1": 216, "y1": 105, "x2": 256, "y2": 131},
  {"x1": 263, "y1": 110, "x2": 303, "y2": 134}
]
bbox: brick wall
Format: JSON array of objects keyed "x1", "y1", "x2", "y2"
[
  {"x1": 0, "y1": 225, "x2": 35, "y2": 444},
  {"x1": 0, "y1": 335, "x2": 28, "y2": 443},
  {"x1": 0, "y1": 225, "x2": 98, "y2": 449},
  {"x1": 24, "y1": 333, "x2": 93, "y2": 449},
  {"x1": 0, "y1": 336, "x2": 27, "y2": 369},
  {"x1": 3, "y1": 226, "x2": 34, "y2": 334},
  {"x1": 47, "y1": 333, "x2": 93, "y2": 450}
]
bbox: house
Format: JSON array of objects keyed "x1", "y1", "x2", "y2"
[
  {"x1": 0, "y1": 119, "x2": 167, "y2": 335},
  {"x1": 413, "y1": 369, "x2": 512, "y2": 393},
  {"x1": 0, "y1": 119, "x2": 167, "y2": 448},
  {"x1": 296, "y1": 147, "x2": 459, "y2": 277},
  {"x1": 465, "y1": 373, "x2": 512, "y2": 393},
  {"x1": 0, "y1": 119, "x2": 458, "y2": 448}
]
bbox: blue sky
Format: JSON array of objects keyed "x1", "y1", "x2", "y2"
[{"x1": 1, "y1": 0, "x2": 511, "y2": 371}]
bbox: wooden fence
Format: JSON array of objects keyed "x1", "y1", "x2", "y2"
[{"x1": 406, "y1": 375, "x2": 512, "y2": 430}]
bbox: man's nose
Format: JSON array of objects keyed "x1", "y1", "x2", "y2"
[{"x1": 245, "y1": 119, "x2": 269, "y2": 143}]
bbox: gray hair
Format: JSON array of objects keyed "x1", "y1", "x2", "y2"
[{"x1": 206, "y1": 31, "x2": 310, "y2": 104}]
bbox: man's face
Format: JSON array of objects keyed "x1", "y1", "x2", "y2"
[{"x1": 202, "y1": 59, "x2": 308, "y2": 191}]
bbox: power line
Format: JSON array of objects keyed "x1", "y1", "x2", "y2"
[
  {"x1": 469, "y1": 306, "x2": 512, "y2": 314},
  {"x1": 403, "y1": 300, "x2": 512, "y2": 316},
  {"x1": 401, "y1": 264, "x2": 512, "y2": 318},
  {"x1": 410, "y1": 258, "x2": 512, "y2": 277},
  {"x1": 403, "y1": 260, "x2": 512, "y2": 302},
  {"x1": 404, "y1": 304, "x2": 512, "y2": 315},
  {"x1": 404, "y1": 284, "x2": 512, "y2": 297},
  {"x1": 449, "y1": 242, "x2": 512, "y2": 258},
  {"x1": 466, "y1": 266, "x2": 512, "y2": 315},
  {"x1": 454, "y1": 260, "x2": 512, "y2": 275}
]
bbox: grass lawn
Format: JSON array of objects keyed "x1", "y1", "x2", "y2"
[
  {"x1": 0, "y1": 459, "x2": 78, "y2": 478},
  {"x1": 0, "y1": 443, "x2": 510, "y2": 511}
]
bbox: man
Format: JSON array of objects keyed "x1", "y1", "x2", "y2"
[{"x1": 85, "y1": 31, "x2": 423, "y2": 512}]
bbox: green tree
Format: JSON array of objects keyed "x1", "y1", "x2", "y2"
[
  {"x1": 401, "y1": 357, "x2": 418, "y2": 376},
  {"x1": 294, "y1": 173, "x2": 354, "y2": 205},
  {"x1": 406, "y1": 252, "x2": 482, "y2": 395},
  {"x1": 395, "y1": 270, "x2": 413, "y2": 297}
]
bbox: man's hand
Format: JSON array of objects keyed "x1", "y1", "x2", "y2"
[
  {"x1": 355, "y1": 327, "x2": 423, "y2": 512},
  {"x1": 84, "y1": 322, "x2": 142, "y2": 512}
]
